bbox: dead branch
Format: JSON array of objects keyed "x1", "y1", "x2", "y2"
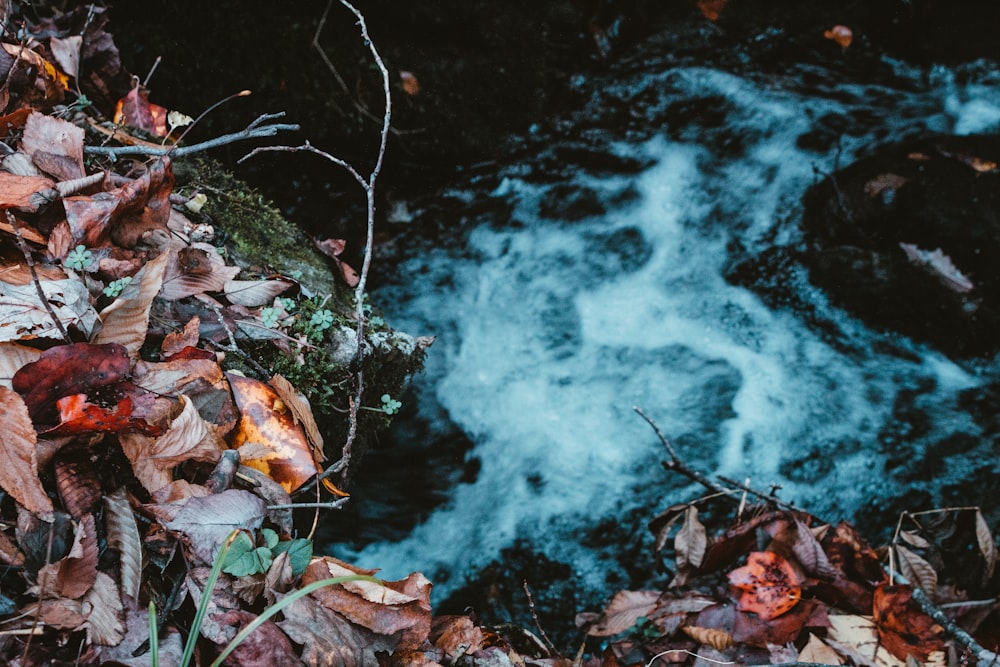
[
  {"x1": 244, "y1": 0, "x2": 392, "y2": 487},
  {"x1": 83, "y1": 112, "x2": 299, "y2": 158},
  {"x1": 523, "y1": 580, "x2": 560, "y2": 658},
  {"x1": 633, "y1": 406, "x2": 731, "y2": 497}
]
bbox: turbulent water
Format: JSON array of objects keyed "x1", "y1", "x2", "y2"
[{"x1": 328, "y1": 46, "x2": 1000, "y2": 607}]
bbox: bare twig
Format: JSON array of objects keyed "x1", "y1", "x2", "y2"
[
  {"x1": 633, "y1": 406, "x2": 730, "y2": 497},
  {"x1": 246, "y1": 0, "x2": 392, "y2": 487},
  {"x1": 523, "y1": 580, "x2": 560, "y2": 658},
  {"x1": 267, "y1": 498, "x2": 351, "y2": 511},
  {"x1": 7, "y1": 211, "x2": 70, "y2": 343},
  {"x1": 716, "y1": 475, "x2": 797, "y2": 512},
  {"x1": 83, "y1": 112, "x2": 299, "y2": 158}
]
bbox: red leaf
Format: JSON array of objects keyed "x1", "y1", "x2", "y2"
[
  {"x1": 43, "y1": 394, "x2": 159, "y2": 436},
  {"x1": 12, "y1": 342, "x2": 130, "y2": 421},
  {"x1": 113, "y1": 86, "x2": 168, "y2": 137},
  {"x1": 872, "y1": 584, "x2": 945, "y2": 661},
  {"x1": 727, "y1": 551, "x2": 802, "y2": 620},
  {"x1": 824, "y1": 25, "x2": 853, "y2": 49}
]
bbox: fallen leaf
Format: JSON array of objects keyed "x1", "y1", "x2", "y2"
[
  {"x1": 55, "y1": 514, "x2": 98, "y2": 599},
  {"x1": 228, "y1": 372, "x2": 319, "y2": 492},
  {"x1": 278, "y1": 592, "x2": 389, "y2": 667},
  {"x1": 209, "y1": 609, "x2": 299, "y2": 666},
  {"x1": 104, "y1": 489, "x2": 142, "y2": 603},
  {"x1": 697, "y1": 0, "x2": 727, "y2": 21},
  {"x1": 682, "y1": 625, "x2": 733, "y2": 651},
  {"x1": 148, "y1": 489, "x2": 266, "y2": 566},
  {"x1": 899, "y1": 243, "x2": 974, "y2": 294},
  {"x1": 864, "y1": 173, "x2": 909, "y2": 199},
  {"x1": 727, "y1": 551, "x2": 802, "y2": 620},
  {"x1": 0, "y1": 171, "x2": 56, "y2": 211},
  {"x1": 0, "y1": 275, "x2": 97, "y2": 342},
  {"x1": 21, "y1": 111, "x2": 85, "y2": 180},
  {"x1": 0, "y1": 342, "x2": 41, "y2": 389},
  {"x1": 223, "y1": 278, "x2": 293, "y2": 308},
  {"x1": 826, "y1": 614, "x2": 905, "y2": 667},
  {"x1": 269, "y1": 373, "x2": 324, "y2": 462},
  {"x1": 399, "y1": 71, "x2": 420, "y2": 97},
  {"x1": 54, "y1": 455, "x2": 103, "y2": 519},
  {"x1": 894, "y1": 545, "x2": 938, "y2": 596},
  {"x1": 83, "y1": 571, "x2": 125, "y2": 646},
  {"x1": 676, "y1": 506, "x2": 707, "y2": 573},
  {"x1": 585, "y1": 590, "x2": 661, "y2": 636},
  {"x1": 974, "y1": 509, "x2": 997, "y2": 584},
  {"x1": 799, "y1": 633, "x2": 842, "y2": 664},
  {"x1": 0, "y1": 386, "x2": 54, "y2": 516},
  {"x1": 161, "y1": 316, "x2": 201, "y2": 356},
  {"x1": 872, "y1": 584, "x2": 945, "y2": 661},
  {"x1": 113, "y1": 85, "x2": 168, "y2": 137},
  {"x1": 431, "y1": 615, "x2": 485, "y2": 657},
  {"x1": 824, "y1": 25, "x2": 853, "y2": 49},
  {"x1": 160, "y1": 242, "x2": 240, "y2": 300},
  {"x1": 43, "y1": 393, "x2": 159, "y2": 436},
  {"x1": 93, "y1": 251, "x2": 169, "y2": 355},
  {"x1": 49, "y1": 35, "x2": 82, "y2": 80}
]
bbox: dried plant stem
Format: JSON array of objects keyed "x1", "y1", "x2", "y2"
[
  {"x1": 84, "y1": 112, "x2": 299, "y2": 158},
  {"x1": 633, "y1": 406, "x2": 730, "y2": 497},
  {"x1": 7, "y1": 212, "x2": 70, "y2": 343},
  {"x1": 522, "y1": 580, "x2": 560, "y2": 658}
]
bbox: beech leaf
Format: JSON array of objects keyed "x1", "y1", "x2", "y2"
[
  {"x1": 94, "y1": 251, "x2": 168, "y2": 355},
  {"x1": 104, "y1": 489, "x2": 142, "y2": 602},
  {"x1": 798, "y1": 633, "x2": 843, "y2": 665},
  {"x1": 584, "y1": 590, "x2": 660, "y2": 637},
  {"x1": 21, "y1": 111, "x2": 85, "y2": 181},
  {"x1": 154, "y1": 489, "x2": 266, "y2": 566},
  {"x1": 676, "y1": 505, "x2": 707, "y2": 571},
  {"x1": 0, "y1": 276, "x2": 96, "y2": 342},
  {"x1": 894, "y1": 545, "x2": 938, "y2": 596},
  {"x1": 974, "y1": 509, "x2": 997, "y2": 584},
  {"x1": 0, "y1": 386, "x2": 54, "y2": 516},
  {"x1": 223, "y1": 278, "x2": 293, "y2": 308},
  {"x1": 83, "y1": 571, "x2": 125, "y2": 646}
]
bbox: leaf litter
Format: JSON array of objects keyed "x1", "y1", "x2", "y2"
[{"x1": 0, "y1": 3, "x2": 994, "y2": 666}]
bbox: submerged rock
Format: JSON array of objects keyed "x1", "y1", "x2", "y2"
[{"x1": 800, "y1": 134, "x2": 1000, "y2": 358}]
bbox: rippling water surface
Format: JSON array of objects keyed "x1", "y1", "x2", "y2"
[{"x1": 327, "y1": 50, "x2": 1000, "y2": 606}]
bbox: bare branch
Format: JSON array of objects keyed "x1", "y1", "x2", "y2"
[
  {"x1": 633, "y1": 406, "x2": 731, "y2": 497},
  {"x1": 84, "y1": 113, "x2": 299, "y2": 158},
  {"x1": 7, "y1": 211, "x2": 70, "y2": 343}
]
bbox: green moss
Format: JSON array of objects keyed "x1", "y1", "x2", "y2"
[{"x1": 172, "y1": 156, "x2": 343, "y2": 298}]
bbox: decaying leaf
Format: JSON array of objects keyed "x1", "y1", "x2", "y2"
[
  {"x1": 228, "y1": 372, "x2": 319, "y2": 492},
  {"x1": 0, "y1": 171, "x2": 56, "y2": 211},
  {"x1": 799, "y1": 632, "x2": 843, "y2": 665},
  {"x1": 113, "y1": 86, "x2": 168, "y2": 137},
  {"x1": 269, "y1": 373, "x2": 324, "y2": 462},
  {"x1": 899, "y1": 243, "x2": 974, "y2": 294},
  {"x1": 682, "y1": 625, "x2": 733, "y2": 651},
  {"x1": 148, "y1": 489, "x2": 266, "y2": 566},
  {"x1": 160, "y1": 243, "x2": 240, "y2": 301},
  {"x1": 584, "y1": 590, "x2": 661, "y2": 636},
  {"x1": 676, "y1": 505, "x2": 708, "y2": 573},
  {"x1": 55, "y1": 514, "x2": 98, "y2": 600},
  {"x1": 278, "y1": 592, "x2": 387, "y2": 667},
  {"x1": 104, "y1": 489, "x2": 142, "y2": 603},
  {"x1": 697, "y1": 0, "x2": 727, "y2": 21},
  {"x1": 0, "y1": 342, "x2": 41, "y2": 389},
  {"x1": 872, "y1": 584, "x2": 945, "y2": 661},
  {"x1": 93, "y1": 251, "x2": 169, "y2": 355},
  {"x1": 209, "y1": 609, "x2": 299, "y2": 665},
  {"x1": 727, "y1": 551, "x2": 802, "y2": 620},
  {"x1": 0, "y1": 386, "x2": 54, "y2": 516},
  {"x1": 223, "y1": 278, "x2": 293, "y2": 308},
  {"x1": 21, "y1": 111, "x2": 85, "y2": 181},
  {"x1": 83, "y1": 571, "x2": 125, "y2": 646},
  {"x1": 0, "y1": 275, "x2": 96, "y2": 342},
  {"x1": 974, "y1": 509, "x2": 997, "y2": 584},
  {"x1": 12, "y1": 342, "x2": 129, "y2": 420},
  {"x1": 894, "y1": 545, "x2": 938, "y2": 596},
  {"x1": 161, "y1": 316, "x2": 201, "y2": 356},
  {"x1": 431, "y1": 615, "x2": 486, "y2": 657}
]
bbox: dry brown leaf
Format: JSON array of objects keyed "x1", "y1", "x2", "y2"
[
  {"x1": 0, "y1": 386, "x2": 54, "y2": 516},
  {"x1": 149, "y1": 489, "x2": 266, "y2": 566},
  {"x1": 223, "y1": 278, "x2": 293, "y2": 308},
  {"x1": 83, "y1": 571, "x2": 125, "y2": 646},
  {"x1": 585, "y1": 589, "x2": 660, "y2": 637},
  {"x1": 49, "y1": 35, "x2": 82, "y2": 80},
  {"x1": 160, "y1": 242, "x2": 240, "y2": 301},
  {"x1": 270, "y1": 373, "x2": 324, "y2": 462},
  {"x1": 676, "y1": 505, "x2": 707, "y2": 572},
  {"x1": 974, "y1": 509, "x2": 997, "y2": 584},
  {"x1": 799, "y1": 633, "x2": 842, "y2": 665},
  {"x1": 894, "y1": 545, "x2": 938, "y2": 596},
  {"x1": 0, "y1": 171, "x2": 56, "y2": 211},
  {"x1": 790, "y1": 518, "x2": 839, "y2": 578},
  {"x1": 209, "y1": 609, "x2": 299, "y2": 666},
  {"x1": 55, "y1": 514, "x2": 98, "y2": 599},
  {"x1": 149, "y1": 479, "x2": 211, "y2": 504},
  {"x1": 161, "y1": 316, "x2": 201, "y2": 356},
  {"x1": 899, "y1": 243, "x2": 974, "y2": 294},
  {"x1": 93, "y1": 251, "x2": 168, "y2": 355},
  {"x1": 824, "y1": 25, "x2": 853, "y2": 49},
  {"x1": 873, "y1": 585, "x2": 945, "y2": 661},
  {"x1": 104, "y1": 489, "x2": 142, "y2": 603},
  {"x1": 0, "y1": 342, "x2": 41, "y2": 388},
  {"x1": 431, "y1": 615, "x2": 485, "y2": 657},
  {"x1": 826, "y1": 614, "x2": 905, "y2": 667},
  {"x1": 899, "y1": 530, "x2": 931, "y2": 549},
  {"x1": 302, "y1": 557, "x2": 432, "y2": 650},
  {"x1": 864, "y1": 173, "x2": 909, "y2": 198},
  {"x1": 54, "y1": 455, "x2": 102, "y2": 519},
  {"x1": 21, "y1": 111, "x2": 85, "y2": 180},
  {"x1": 682, "y1": 625, "x2": 733, "y2": 651},
  {"x1": 278, "y1": 592, "x2": 388, "y2": 667}
]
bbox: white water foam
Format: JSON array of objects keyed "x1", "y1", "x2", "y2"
[{"x1": 340, "y1": 60, "x2": 999, "y2": 602}]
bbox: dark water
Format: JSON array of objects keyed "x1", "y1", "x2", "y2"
[{"x1": 324, "y1": 36, "x2": 1000, "y2": 614}]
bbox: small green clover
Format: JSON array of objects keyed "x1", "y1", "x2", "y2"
[
  {"x1": 65, "y1": 245, "x2": 93, "y2": 271},
  {"x1": 381, "y1": 394, "x2": 402, "y2": 415},
  {"x1": 102, "y1": 276, "x2": 132, "y2": 298},
  {"x1": 369, "y1": 315, "x2": 385, "y2": 328},
  {"x1": 261, "y1": 306, "x2": 280, "y2": 328},
  {"x1": 279, "y1": 297, "x2": 297, "y2": 311},
  {"x1": 309, "y1": 308, "x2": 334, "y2": 331}
]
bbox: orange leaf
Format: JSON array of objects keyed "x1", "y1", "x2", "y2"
[
  {"x1": 697, "y1": 0, "x2": 728, "y2": 21},
  {"x1": 227, "y1": 373, "x2": 319, "y2": 492},
  {"x1": 399, "y1": 71, "x2": 420, "y2": 97},
  {"x1": 727, "y1": 551, "x2": 802, "y2": 620},
  {"x1": 824, "y1": 25, "x2": 853, "y2": 49},
  {"x1": 43, "y1": 394, "x2": 159, "y2": 436},
  {"x1": 872, "y1": 584, "x2": 944, "y2": 661}
]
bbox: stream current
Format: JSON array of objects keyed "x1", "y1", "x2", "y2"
[{"x1": 326, "y1": 42, "x2": 1000, "y2": 609}]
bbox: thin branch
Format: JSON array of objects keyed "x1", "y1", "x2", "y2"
[
  {"x1": 522, "y1": 580, "x2": 560, "y2": 658},
  {"x1": 84, "y1": 113, "x2": 299, "y2": 158},
  {"x1": 716, "y1": 475, "x2": 798, "y2": 512},
  {"x1": 633, "y1": 406, "x2": 730, "y2": 497},
  {"x1": 7, "y1": 211, "x2": 70, "y2": 343},
  {"x1": 267, "y1": 498, "x2": 350, "y2": 511}
]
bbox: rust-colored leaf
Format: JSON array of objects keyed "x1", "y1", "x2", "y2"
[
  {"x1": 43, "y1": 393, "x2": 158, "y2": 436},
  {"x1": 113, "y1": 86, "x2": 168, "y2": 137},
  {"x1": 161, "y1": 316, "x2": 201, "y2": 357},
  {"x1": 697, "y1": 0, "x2": 727, "y2": 21},
  {"x1": 55, "y1": 514, "x2": 98, "y2": 599},
  {"x1": 0, "y1": 171, "x2": 55, "y2": 211},
  {"x1": 228, "y1": 372, "x2": 319, "y2": 493},
  {"x1": 0, "y1": 386, "x2": 54, "y2": 516},
  {"x1": 21, "y1": 111, "x2": 85, "y2": 181},
  {"x1": 399, "y1": 71, "x2": 420, "y2": 97},
  {"x1": 269, "y1": 373, "x2": 324, "y2": 463},
  {"x1": 681, "y1": 625, "x2": 733, "y2": 651},
  {"x1": 210, "y1": 609, "x2": 299, "y2": 666},
  {"x1": 54, "y1": 455, "x2": 102, "y2": 519},
  {"x1": 824, "y1": 25, "x2": 853, "y2": 49},
  {"x1": 727, "y1": 551, "x2": 802, "y2": 620},
  {"x1": 431, "y1": 615, "x2": 485, "y2": 657},
  {"x1": 872, "y1": 584, "x2": 945, "y2": 661}
]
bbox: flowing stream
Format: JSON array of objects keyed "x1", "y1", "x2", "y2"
[{"x1": 325, "y1": 37, "x2": 1000, "y2": 611}]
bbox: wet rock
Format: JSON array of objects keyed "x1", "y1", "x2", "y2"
[{"x1": 800, "y1": 134, "x2": 1000, "y2": 358}]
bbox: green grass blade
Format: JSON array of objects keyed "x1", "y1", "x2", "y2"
[
  {"x1": 181, "y1": 530, "x2": 242, "y2": 667},
  {"x1": 208, "y1": 574, "x2": 384, "y2": 667},
  {"x1": 149, "y1": 601, "x2": 159, "y2": 667}
]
